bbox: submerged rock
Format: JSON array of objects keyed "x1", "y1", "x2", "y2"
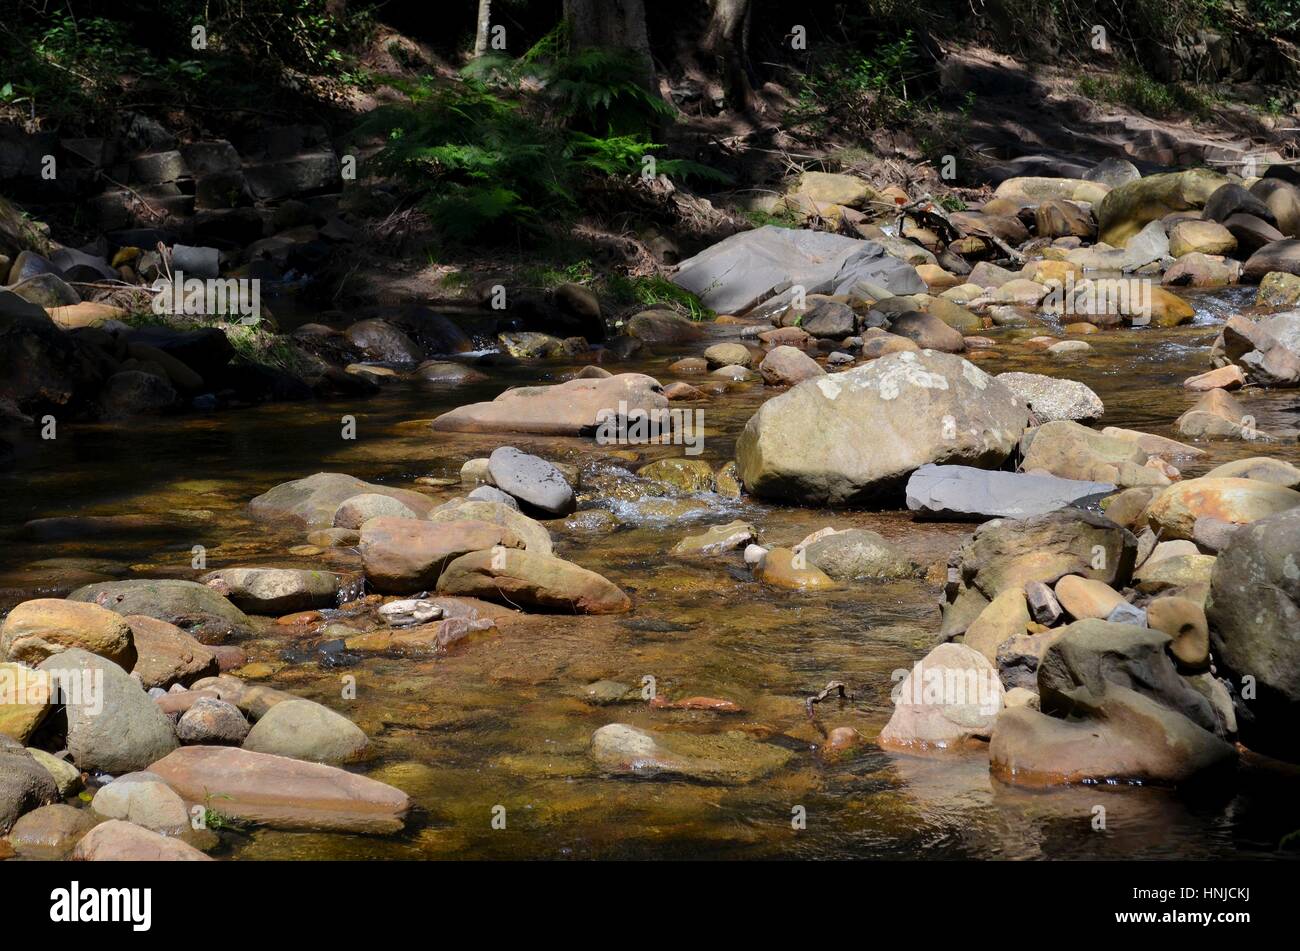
[
  {"x1": 801, "y1": 529, "x2": 919, "y2": 581},
  {"x1": 436, "y1": 548, "x2": 631, "y2": 614},
  {"x1": 248, "y1": 472, "x2": 434, "y2": 530},
  {"x1": 590, "y1": 723, "x2": 793, "y2": 783},
  {"x1": 431, "y1": 373, "x2": 667, "y2": 436},
  {"x1": 198, "y1": 567, "x2": 340, "y2": 614}
]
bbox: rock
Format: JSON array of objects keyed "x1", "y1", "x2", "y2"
[
  {"x1": 1134, "y1": 553, "x2": 1217, "y2": 592},
  {"x1": 1203, "y1": 182, "x2": 1275, "y2": 224},
  {"x1": 799, "y1": 299, "x2": 858, "y2": 338},
  {"x1": 995, "y1": 372, "x2": 1103, "y2": 422},
  {"x1": 38, "y1": 649, "x2": 177, "y2": 774},
  {"x1": 736, "y1": 350, "x2": 1028, "y2": 505},
  {"x1": 487, "y1": 446, "x2": 576, "y2": 515},
  {"x1": 1067, "y1": 220, "x2": 1170, "y2": 272},
  {"x1": 992, "y1": 278, "x2": 1049, "y2": 306},
  {"x1": 1244, "y1": 238, "x2": 1300, "y2": 281},
  {"x1": 860, "y1": 331, "x2": 920, "y2": 358},
  {"x1": 1168, "y1": 220, "x2": 1236, "y2": 257},
  {"x1": 888, "y1": 310, "x2": 966, "y2": 352},
  {"x1": 1085, "y1": 157, "x2": 1141, "y2": 188},
  {"x1": 361, "y1": 517, "x2": 525, "y2": 593},
  {"x1": 0, "y1": 737, "x2": 59, "y2": 833},
  {"x1": 711, "y1": 363, "x2": 758, "y2": 382},
  {"x1": 990, "y1": 685, "x2": 1235, "y2": 787},
  {"x1": 91, "y1": 771, "x2": 190, "y2": 835},
  {"x1": 6, "y1": 803, "x2": 94, "y2": 858},
  {"x1": 1102, "y1": 486, "x2": 1159, "y2": 530},
  {"x1": 1207, "y1": 508, "x2": 1300, "y2": 761},
  {"x1": 1037, "y1": 620, "x2": 1222, "y2": 735},
  {"x1": 1046, "y1": 340, "x2": 1091, "y2": 357},
  {"x1": 906, "y1": 464, "x2": 1113, "y2": 521},
  {"x1": 0, "y1": 662, "x2": 50, "y2": 743},
  {"x1": 879, "y1": 643, "x2": 1004, "y2": 751},
  {"x1": 590, "y1": 723, "x2": 792, "y2": 783},
  {"x1": 176, "y1": 696, "x2": 249, "y2": 744},
  {"x1": 758, "y1": 345, "x2": 825, "y2": 385},
  {"x1": 1096, "y1": 168, "x2": 1228, "y2": 247},
  {"x1": 149, "y1": 746, "x2": 411, "y2": 833},
  {"x1": 431, "y1": 372, "x2": 667, "y2": 436},
  {"x1": 1225, "y1": 213, "x2": 1286, "y2": 257},
  {"x1": 994, "y1": 177, "x2": 1109, "y2": 204},
  {"x1": 1219, "y1": 311, "x2": 1300, "y2": 387},
  {"x1": 703, "y1": 342, "x2": 752, "y2": 368},
  {"x1": 1175, "y1": 388, "x2": 1265, "y2": 441},
  {"x1": 1025, "y1": 581, "x2": 1063, "y2": 626},
  {"x1": 198, "y1": 567, "x2": 339, "y2": 615},
  {"x1": 1162, "y1": 252, "x2": 1240, "y2": 288},
  {"x1": 1204, "y1": 456, "x2": 1300, "y2": 488},
  {"x1": 413, "y1": 361, "x2": 488, "y2": 385},
  {"x1": 1035, "y1": 199, "x2": 1095, "y2": 239},
  {"x1": 802, "y1": 528, "x2": 919, "y2": 581},
  {"x1": 1145, "y1": 477, "x2": 1300, "y2": 540},
  {"x1": 1053, "y1": 574, "x2": 1126, "y2": 620},
  {"x1": 753, "y1": 548, "x2": 838, "y2": 590},
  {"x1": 1256, "y1": 271, "x2": 1300, "y2": 309},
  {"x1": 1146, "y1": 596, "x2": 1209, "y2": 671},
  {"x1": 248, "y1": 472, "x2": 433, "y2": 530},
  {"x1": 625, "y1": 309, "x2": 703, "y2": 344},
  {"x1": 956, "y1": 508, "x2": 1138, "y2": 599},
  {"x1": 1019, "y1": 420, "x2": 1160, "y2": 488},
  {"x1": 671, "y1": 226, "x2": 924, "y2": 316},
  {"x1": 243, "y1": 697, "x2": 368, "y2": 765},
  {"x1": 788, "y1": 171, "x2": 877, "y2": 208},
  {"x1": 126, "y1": 615, "x2": 218, "y2": 690},
  {"x1": 436, "y1": 548, "x2": 630, "y2": 614},
  {"x1": 497, "y1": 331, "x2": 579, "y2": 359},
  {"x1": 428, "y1": 498, "x2": 553, "y2": 555},
  {"x1": 1183, "y1": 365, "x2": 1245, "y2": 391},
  {"x1": 1251, "y1": 178, "x2": 1300, "y2": 236},
  {"x1": 70, "y1": 819, "x2": 212, "y2": 861},
  {"x1": 331, "y1": 493, "x2": 419, "y2": 529},
  {"x1": 963, "y1": 588, "x2": 1031, "y2": 663},
  {"x1": 1, "y1": 598, "x2": 136, "y2": 669},
  {"x1": 467, "y1": 485, "x2": 520, "y2": 508},
  {"x1": 27, "y1": 749, "x2": 81, "y2": 795},
  {"x1": 672, "y1": 520, "x2": 755, "y2": 557},
  {"x1": 68, "y1": 579, "x2": 252, "y2": 643},
  {"x1": 343, "y1": 318, "x2": 423, "y2": 363},
  {"x1": 378, "y1": 599, "x2": 444, "y2": 627},
  {"x1": 639, "y1": 457, "x2": 714, "y2": 492}
]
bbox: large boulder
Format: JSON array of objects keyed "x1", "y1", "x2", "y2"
[
  {"x1": 436, "y1": 548, "x2": 631, "y2": 614},
  {"x1": 0, "y1": 598, "x2": 136, "y2": 669},
  {"x1": 247, "y1": 472, "x2": 434, "y2": 530},
  {"x1": 1243, "y1": 238, "x2": 1300, "y2": 281},
  {"x1": 671, "y1": 226, "x2": 924, "y2": 316},
  {"x1": 735, "y1": 350, "x2": 1029, "y2": 505},
  {"x1": 1207, "y1": 508, "x2": 1300, "y2": 761},
  {"x1": 1096, "y1": 168, "x2": 1229, "y2": 247},
  {"x1": 430, "y1": 373, "x2": 667, "y2": 436},
  {"x1": 198, "y1": 567, "x2": 340, "y2": 614},
  {"x1": 906, "y1": 464, "x2": 1113, "y2": 521},
  {"x1": 243, "y1": 698, "x2": 368, "y2": 765},
  {"x1": 0, "y1": 304, "x2": 108, "y2": 415},
  {"x1": 37, "y1": 649, "x2": 178, "y2": 774},
  {"x1": 147, "y1": 745, "x2": 411, "y2": 833},
  {"x1": 879, "y1": 643, "x2": 1004, "y2": 751},
  {"x1": 1019, "y1": 420, "x2": 1164, "y2": 488},
  {"x1": 361, "y1": 517, "x2": 526, "y2": 593},
  {"x1": 343, "y1": 318, "x2": 424, "y2": 363},
  {"x1": 1145, "y1": 477, "x2": 1300, "y2": 540},
  {"x1": 1217, "y1": 311, "x2": 1300, "y2": 387},
  {"x1": 67, "y1": 579, "x2": 252, "y2": 643}
]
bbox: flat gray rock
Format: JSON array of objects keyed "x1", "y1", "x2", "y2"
[
  {"x1": 906, "y1": 464, "x2": 1115, "y2": 521},
  {"x1": 671, "y1": 226, "x2": 924, "y2": 316}
]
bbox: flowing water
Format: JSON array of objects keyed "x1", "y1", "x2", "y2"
[{"x1": 2, "y1": 287, "x2": 1298, "y2": 860}]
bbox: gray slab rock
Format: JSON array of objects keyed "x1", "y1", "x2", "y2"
[{"x1": 906, "y1": 464, "x2": 1116, "y2": 521}]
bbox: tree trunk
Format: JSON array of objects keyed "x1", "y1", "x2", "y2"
[
  {"x1": 701, "y1": 0, "x2": 758, "y2": 112},
  {"x1": 474, "y1": 0, "x2": 493, "y2": 57},
  {"x1": 562, "y1": 0, "x2": 651, "y2": 59}
]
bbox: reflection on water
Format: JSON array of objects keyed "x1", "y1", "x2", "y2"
[{"x1": 1, "y1": 288, "x2": 1298, "y2": 860}]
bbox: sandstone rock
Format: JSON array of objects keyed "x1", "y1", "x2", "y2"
[
  {"x1": 71, "y1": 819, "x2": 213, "y2": 861},
  {"x1": 1, "y1": 598, "x2": 135, "y2": 669},
  {"x1": 431, "y1": 373, "x2": 667, "y2": 436},
  {"x1": 1147, "y1": 596, "x2": 1209, "y2": 671},
  {"x1": 1053, "y1": 575, "x2": 1126, "y2": 620},
  {"x1": 361, "y1": 516, "x2": 525, "y2": 593},
  {"x1": 703, "y1": 342, "x2": 752, "y2": 368},
  {"x1": 91, "y1": 771, "x2": 190, "y2": 835},
  {"x1": 1168, "y1": 220, "x2": 1236, "y2": 257},
  {"x1": 1183, "y1": 365, "x2": 1245, "y2": 391},
  {"x1": 1203, "y1": 456, "x2": 1300, "y2": 488},
  {"x1": 126, "y1": 615, "x2": 218, "y2": 690},
  {"x1": 0, "y1": 737, "x2": 59, "y2": 834},
  {"x1": 6, "y1": 803, "x2": 93, "y2": 858},
  {"x1": 427, "y1": 498, "x2": 553, "y2": 555},
  {"x1": 1145, "y1": 477, "x2": 1300, "y2": 540},
  {"x1": 1019, "y1": 420, "x2": 1165, "y2": 488},
  {"x1": 995, "y1": 372, "x2": 1103, "y2": 422},
  {"x1": 625, "y1": 309, "x2": 704, "y2": 344},
  {"x1": 888, "y1": 310, "x2": 966, "y2": 352},
  {"x1": 331, "y1": 492, "x2": 419, "y2": 529},
  {"x1": 1097, "y1": 169, "x2": 1228, "y2": 247},
  {"x1": 753, "y1": 548, "x2": 838, "y2": 590},
  {"x1": 590, "y1": 723, "x2": 792, "y2": 783},
  {"x1": 436, "y1": 548, "x2": 631, "y2": 614},
  {"x1": 671, "y1": 520, "x2": 755, "y2": 557},
  {"x1": 68, "y1": 579, "x2": 252, "y2": 644},
  {"x1": 758, "y1": 345, "x2": 825, "y2": 385},
  {"x1": 176, "y1": 696, "x2": 249, "y2": 744},
  {"x1": 802, "y1": 529, "x2": 919, "y2": 581},
  {"x1": 963, "y1": 588, "x2": 1031, "y2": 663}
]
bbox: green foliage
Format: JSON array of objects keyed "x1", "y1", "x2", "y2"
[
  {"x1": 1077, "y1": 69, "x2": 1217, "y2": 118},
  {"x1": 605, "y1": 275, "x2": 713, "y2": 320},
  {"x1": 788, "y1": 31, "x2": 925, "y2": 138}
]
